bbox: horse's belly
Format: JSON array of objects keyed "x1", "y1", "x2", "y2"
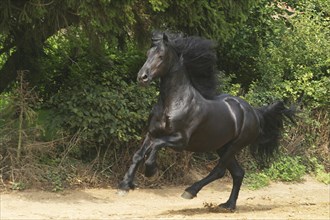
[{"x1": 185, "y1": 115, "x2": 236, "y2": 152}]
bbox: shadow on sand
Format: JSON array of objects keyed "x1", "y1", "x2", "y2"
[{"x1": 160, "y1": 203, "x2": 277, "y2": 216}]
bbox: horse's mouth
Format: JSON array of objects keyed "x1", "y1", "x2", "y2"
[{"x1": 138, "y1": 79, "x2": 151, "y2": 87}]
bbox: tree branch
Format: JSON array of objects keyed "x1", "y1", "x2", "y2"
[{"x1": 0, "y1": 8, "x2": 79, "y2": 92}]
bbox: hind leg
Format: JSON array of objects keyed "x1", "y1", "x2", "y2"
[
  {"x1": 182, "y1": 159, "x2": 227, "y2": 199},
  {"x1": 181, "y1": 142, "x2": 237, "y2": 199},
  {"x1": 219, "y1": 157, "x2": 245, "y2": 210},
  {"x1": 182, "y1": 141, "x2": 246, "y2": 210}
]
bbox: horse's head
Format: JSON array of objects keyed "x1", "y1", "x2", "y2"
[{"x1": 137, "y1": 33, "x2": 174, "y2": 86}]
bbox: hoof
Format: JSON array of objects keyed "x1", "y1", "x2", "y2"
[
  {"x1": 181, "y1": 191, "x2": 196, "y2": 200},
  {"x1": 118, "y1": 180, "x2": 136, "y2": 191},
  {"x1": 116, "y1": 189, "x2": 129, "y2": 196},
  {"x1": 219, "y1": 202, "x2": 236, "y2": 212}
]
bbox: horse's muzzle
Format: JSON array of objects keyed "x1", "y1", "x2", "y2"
[{"x1": 137, "y1": 72, "x2": 151, "y2": 86}]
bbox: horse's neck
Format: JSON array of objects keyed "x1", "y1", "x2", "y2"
[{"x1": 159, "y1": 63, "x2": 193, "y2": 105}]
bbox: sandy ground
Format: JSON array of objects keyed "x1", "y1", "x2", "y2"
[{"x1": 0, "y1": 176, "x2": 329, "y2": 220}]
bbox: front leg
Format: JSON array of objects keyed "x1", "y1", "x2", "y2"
[
  {"x1": 118, "y1": 134, "x2": 152, "y2": 192},
  {"x1": 144, "y1": 132, "x2": 187, "y2": 177},
  {"x1": 144, "y1": 145, "x2": 163, "y2": 177}
]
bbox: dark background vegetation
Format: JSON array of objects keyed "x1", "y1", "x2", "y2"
[{"x1": 0, "y1": 0, "x2": 329, "y2": 191}]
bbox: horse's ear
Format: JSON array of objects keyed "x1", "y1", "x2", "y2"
[{"x1": 163, "y1": 33, "x2": 168, "y2": 43}]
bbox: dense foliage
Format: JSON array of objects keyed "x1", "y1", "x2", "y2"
[
  {"x1": 0, "y1": 0, "x2": 329, "y2": 189},
  {"x1": 46, "y1": 36, "x2": 157, "y2": 156},
  {"x1": 245, "y1": 1, "x2": 329, "y2": 107},
  {"x1": 0, "y1": 0, "x2": 254, "y2": 92}
]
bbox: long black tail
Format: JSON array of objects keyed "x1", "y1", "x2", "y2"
[{"x1": 250, "y1": 101, "x2": 296, "y2": 165}]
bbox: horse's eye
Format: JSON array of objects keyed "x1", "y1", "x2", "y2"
[{"x1": 159, "y1": 55, "x2": 163, "y2": 60}]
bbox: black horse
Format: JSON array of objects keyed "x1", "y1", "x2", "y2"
[{"x1": 118, "y1": 32, "x2": 295, "y2": 210}]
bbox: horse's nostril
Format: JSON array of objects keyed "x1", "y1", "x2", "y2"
[{"x1": 142, "y1": 74, "x2": 148, "y2": 81}]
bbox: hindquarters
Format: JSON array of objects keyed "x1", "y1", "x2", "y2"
[
  {"x1": 186, "y1": 95, "x2": 261, "y2": 153},
  {"x1": 220, "y1": 95, "x2": 261, "y2": 150}
]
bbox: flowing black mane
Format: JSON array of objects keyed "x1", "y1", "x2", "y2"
[{"x1": 152, "y1": 31, "x2": 218, "y2": 99}]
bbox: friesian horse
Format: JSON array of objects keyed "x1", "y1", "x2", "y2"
[{"x1": 118, "y1": 32, "x2": 295, "y2": 210}]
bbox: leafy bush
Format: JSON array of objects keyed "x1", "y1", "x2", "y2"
[
  {"x1": 308, "y1": 157, "x2": 330, "y2": 184},
  {"x1": 44, "y1": 31, "x2": 157, "y2": 159},
  {"x1": 266, "y1": 156, "x2": 306, "y2": 182},
  {"x1": 244, "y1": 172, "x2": 270, "y2": 190},
  {"x1": 315, "y1": 167, "x2": 330, "y2": 185},
  {"x1": 245, "y1": 2, "x2": 330, "y2": 107},
  {"x1": 244, "y1": 155, "x2": 307, "y2": 189}
]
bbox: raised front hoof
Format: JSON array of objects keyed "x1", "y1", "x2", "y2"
[
  {"x1": 181, "y1": 191, "x2": 196, "y2": 200},
  {"x1": 219, "y1": 202, "x2": 236, "y2": 212},
  {"x1": 144, "y1": 166, "x2": 158, "y2": 178}
]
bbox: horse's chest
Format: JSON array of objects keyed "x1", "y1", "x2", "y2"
[{"x1": 149, "y1": 104, "x2": 188, "y2": 136}]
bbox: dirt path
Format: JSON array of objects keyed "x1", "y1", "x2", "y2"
[{"x1": 1, "y1": 176, "x2": 329, "y2": 219}]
